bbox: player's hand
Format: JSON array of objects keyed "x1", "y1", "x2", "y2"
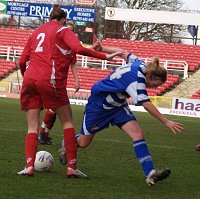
[
  {"x1": 106, "y1": 51, "x2": 123, "y2": 61},
  {"x1": 165, "y1": 120, "x2": 183, "y2": 134},
  {"x1": 92, "y1": 41, "x2": 102, "y2": 51},
  {"x1": 74, "y1": 80, "x2": 80, "y2": 93}
]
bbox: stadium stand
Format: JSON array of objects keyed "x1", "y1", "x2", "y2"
[
  {"x1": 191, "y1": 90, "x2": 200, "y2": 99},
  {"x1": 101, "y1": 38, "x2": 200, "y2": 71},
  {"x1": 0, "y1": 28, "x2": 193, "y2": 71},
  {"x1": 67, "y1": 67, "x2": 179, "y2": 96},
  {"x1": 164, "y1": 68, "x2": 200, "y2": 99},
  {"x1": 0, "y1": 28, "x2": 33, "y2": 47},
  {"x1": 0, "y1": 59, "x2": 16, "y2": 78},
  {"x1": 0, "y1": 28, "x2": 192, "y2": 74},
  {"x1": 0, "y1": 28, "x2": 199, "y2": 98},
  {"x1": 0, "y1": 66, "x2": 180, "y2": 97},
  {"x1": 67, "y1": 67, "x2": 111, "y2": 90}
]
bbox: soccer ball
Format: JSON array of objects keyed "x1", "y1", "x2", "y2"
[{"x1": 34, "y1": 151, "x2": 54, "y2": 172}]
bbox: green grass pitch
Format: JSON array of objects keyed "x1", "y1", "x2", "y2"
[{"x1": 0, "y1": 97, "x2": 200, "y2": 199}]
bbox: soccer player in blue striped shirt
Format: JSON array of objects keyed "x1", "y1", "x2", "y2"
[{"x1": 58, "y1": 45, "x2": 183, "y2": 186}]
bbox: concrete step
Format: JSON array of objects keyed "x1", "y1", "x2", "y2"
[
  {"x1": 164, "y1": 69, "x2": 200, "y2": 98},
  {"x1": 1, "y1": 69, "x2": 23, "y2": 83}
]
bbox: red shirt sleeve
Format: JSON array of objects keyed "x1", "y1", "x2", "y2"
[
  {"x1": 60, "y1": 29, "x2": 107, "y2": 60},
  {"x1": 73, "y1": 45, "x2": 106, "y2": 60},
  {"x1": 19, "y1": 37, "x2": 31, "y2": 76}
]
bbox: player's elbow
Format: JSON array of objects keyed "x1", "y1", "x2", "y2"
[
  {"x1": 19, "y1": 59, "x2": 27, "y2": 77},
  {"x1": 73, "y1": 45, "x2": 86, "y2": 54},
  {"x1": 19, "y1": 55, "x2": 29, "y2": 67},
  {"x1": 19, "y1": 60, "x2": 26, "y2": 68}
]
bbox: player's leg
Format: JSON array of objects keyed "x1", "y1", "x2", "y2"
[
  {"x1": 58, "y1": 102, "x2": 107, "y2": 165},
  {"x1": 39, "y1": 80, "x2": 86, "y2": 178},
  {"x1": 38, "y1": 109, "x2": 56, "y2": 145},
  {"x1": 120, "y1": 120, "x2": 170, "y2": 186},
  {"x1": 76, "y1": 134, "x2": 95, "y2": 148},
  {"x1": 17, "y1": 109, "x2": 40, "y2": 176},
  {"x1": 55, "y1": 104, "x2": 87, "y2": 178},
  {"x1": 58, "y1": 134, "x2": 95, "y2": 165},
  {"x1": 76, "y1": 101, "x2": 111, "y2": 147},
  {"x1": 111, "y1": 105, "x2": 170, "y2": 186},
  {"x1": 120, "y1": 120, "x2": 153, "y2": 174},
  {"x1": 18, "y1": 78, "x2": 42, "y2": 176}
]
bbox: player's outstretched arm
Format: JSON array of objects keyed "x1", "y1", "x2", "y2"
[
  {"x1": 62, "y1": 30, "x2": 111, "y2": 61},
  {"x1": 142, "y1": 101, "x2": 183, "y2": 134},
  {"x1": 106, "y1": 51, "x2": 124, "y2": 61},
  {"x1": 93, "y1": 41, "x2": 129, "y2": 61}
]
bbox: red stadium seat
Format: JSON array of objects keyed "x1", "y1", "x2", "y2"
[
  {"x1": 0, "y1": 59, "x2": 16, "y2": 77},
  {"x1": 191, "y1": 90, "x2": 200, "y2": 99},
  {"x1": 67, "y1": 68, "x2": 179, "y2": 96},
  {"x1": 0, "y1": 28, "x2": 33, "y2": 48},
  {"x1": 103, "y1": 38, "x2": 200, "y2": 71}
]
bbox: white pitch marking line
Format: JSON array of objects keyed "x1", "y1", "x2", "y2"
[
  {"x1": 0, "y1": 128, "x2": 192, "y2": 151},
  {"x1": 95, "y1": 138, "x2": 177, "y2": 149}
]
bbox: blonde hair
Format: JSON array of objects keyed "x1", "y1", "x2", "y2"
[
  {"x1": 146, "y1": 58, "x2": 167, "y2": 82},
  {"x1": 66, "y1": 21, "x2": 75, "y2": 32}
]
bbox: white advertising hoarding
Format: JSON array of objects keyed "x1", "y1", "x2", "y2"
[
  {"x1": 129, "y1": 97, "x2": 200, "y2": 118},
  {"x1": 105, "y1": 7, "x2": 200, "y2": 26},
  {"x1": 170, "y1": 98, "x2": 200, "y2": 118}
]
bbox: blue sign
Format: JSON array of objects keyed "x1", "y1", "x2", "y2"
[
  {"x1": 7, "y1": 2, "x2": 29, "y2": 16},
  {"x1": 187, "y1": 25, "x2": 198, "y2": 38},
  {"x1": 6, "y1": 1, "x2": 96, "y2": 22}
]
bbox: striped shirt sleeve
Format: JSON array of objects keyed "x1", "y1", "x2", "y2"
[{"x1": 126, "y1": 64, "x2": 150, "y2": 105}]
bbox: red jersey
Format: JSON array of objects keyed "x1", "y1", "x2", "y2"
[
  {"x1": 60, "y1": 50, "x2": 77, "y2": 80},
  {"x1": 20, "y1": 22, "x2": 107, "y2": 82},
  {"x1": 53, "y1": 27, "x2": 107, "y2": 79},
  {"x1": 19, "y1": 21, "x2": 63, "y2": 81}
]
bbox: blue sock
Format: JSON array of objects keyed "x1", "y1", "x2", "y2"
[
  {"x1": 75, "y1": 134, "x2": 80, "y2": 140},
  {"x1": 133, "y1": 139, "x2": 154, "y2": 176}
]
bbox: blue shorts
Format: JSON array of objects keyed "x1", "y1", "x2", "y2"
[{"x1": 80, "y1": 98, "x2": 136, "y2": 135}]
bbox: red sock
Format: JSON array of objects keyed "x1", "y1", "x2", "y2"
[
  {"x1": 39, "y1": 109, "x2": 56, "y2": 137},
  {"x1": 40, "y1": 109, "x2": 56, "y2": 137},
  {"x1": 64, "y1": 128, "x2": 77, "y2": 170},
  {"x1": 44, "y1": 109, "x2": 56, "y2": 130},
  {"x1": 25, "y1": 133, "x2": 38, "y2": 168},
  {"x1": 39, "y1": 125, "x2": 45, "y2": 134}
]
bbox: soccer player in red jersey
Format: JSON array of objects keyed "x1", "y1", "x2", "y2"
[
  {"x1": 38, "y1": 21, "x2": 79, "y2": 145},
  {"x1": 17, "y1": 5, "x2": 120, "y2": 177}
]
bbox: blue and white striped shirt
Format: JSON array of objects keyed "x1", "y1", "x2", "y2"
[{"x1": 91, "y1": 54, "x2": 150, "y2": 109}]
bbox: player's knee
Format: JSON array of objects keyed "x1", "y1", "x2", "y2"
[
  {"x1": 131, "y1": 131, "x2": 144, "y2": 142},
  {"x1": 77, "y1": 134, "x2": 94, "y2": 148},
  {"x1": 134, "y1": 133, "x2": 144, "y2": 141},
  {"x1": 77, "y1": 142, "x2": 89, "y2": 148},
  {"x1": 77, "y1": 138, "x2": 92, "y2": 148}
]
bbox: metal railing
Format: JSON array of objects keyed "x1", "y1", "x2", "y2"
[{"x1": 0, "y1": 45, "x2": 188, "y2": 78}]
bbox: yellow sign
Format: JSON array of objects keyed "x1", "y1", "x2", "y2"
[{"x1": 0, "y1": 82, "x2": 9, "y2": 92}]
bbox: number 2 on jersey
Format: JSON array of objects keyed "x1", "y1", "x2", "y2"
[{"x1": 35, "y1": 33, "x2": 45, "y2": 52}]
